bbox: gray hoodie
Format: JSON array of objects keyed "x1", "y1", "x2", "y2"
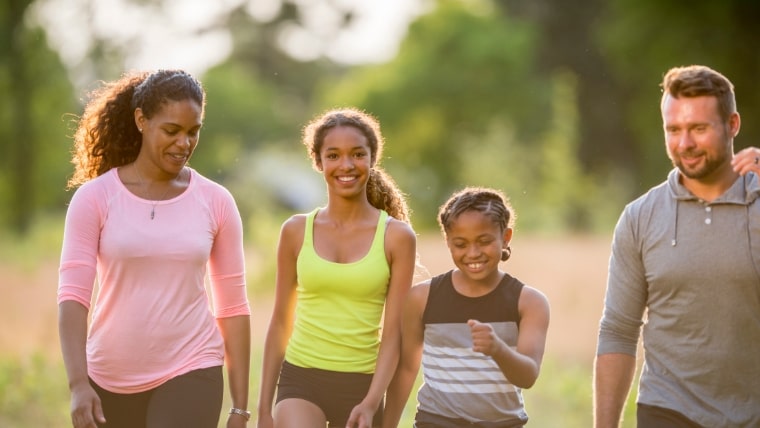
[{"x1": 598, "y1": 168, "x2": 760, "y2": 427}]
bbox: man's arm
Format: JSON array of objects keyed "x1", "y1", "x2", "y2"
[
  {"x1": 594, "y1": 207, "x2": 646, "y2": 428},
  {"x1": 593, "y1": 352, "x2": 636, "y2": 428}
]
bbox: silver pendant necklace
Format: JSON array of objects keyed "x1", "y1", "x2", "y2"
[{"x1": 133, "y1": 165, "x2": 178, "y2": 220}]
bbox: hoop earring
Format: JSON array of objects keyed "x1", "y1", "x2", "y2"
[{"x1": 501, "y1": 247, "x2": 511, "y2": 262}]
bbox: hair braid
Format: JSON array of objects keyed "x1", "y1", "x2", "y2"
[{"x1": 438, "y1": 186, "x2": 515, "y2": 234}]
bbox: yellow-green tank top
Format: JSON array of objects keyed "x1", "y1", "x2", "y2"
[{"x1": 285, "y1": 208, "x2": 391, "y2": 373}]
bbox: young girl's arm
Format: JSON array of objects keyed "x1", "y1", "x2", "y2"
[
  {"x1": 469, "y1": 286, "x2": 550, "y2": 388},
  {"x1": 382, "y1": 281, "x2": 429, "y2": 428},
  {"x1": 346, "y1": 219, "x2": 417, "y2": 427}
]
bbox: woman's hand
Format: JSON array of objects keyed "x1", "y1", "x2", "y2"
[
  {"x1": 732, "y1": 146, "x2": 760, "y2": 176},
  {"x1": 69, "y1": 382, "x2": 105, "y2": 428}
]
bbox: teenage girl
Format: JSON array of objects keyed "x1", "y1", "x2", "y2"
[
  {"x1": 384, "y1": 186, "x2": 550, "y2": 428},
  {"x1": 256, "y1": 108, "x2": 417, "y2": 428}
]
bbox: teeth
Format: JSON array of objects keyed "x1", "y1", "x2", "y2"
[
  {"x1": 467, "y1": 263, "x2": 483, "y2": 269},
  {"x1": 338, "y1": 176, "x2": 355, "y2": 182}
]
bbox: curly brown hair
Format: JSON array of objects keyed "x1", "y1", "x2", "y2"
[
  {"x1": 302, "y1": 107, "x2": 411, "y2": 223},
  {"x1": 67, "y1": 69, "x2": 205, "y2": 188}
]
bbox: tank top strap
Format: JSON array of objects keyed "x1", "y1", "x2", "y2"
[
  {"x1": 303, "y1": 208, "x2": 320, "y2": 249},
  {"x1": 370, "y1": 210, "x2": 389, "y2": 252}
]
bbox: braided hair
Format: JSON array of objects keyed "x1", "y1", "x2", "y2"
[{"x1": 438, "y1": 186, "x2": 515, "y2": 235}]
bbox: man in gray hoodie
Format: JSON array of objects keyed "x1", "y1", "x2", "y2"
[{"x1": 594, "y1": 65, "x2": 760, "y2": 428}]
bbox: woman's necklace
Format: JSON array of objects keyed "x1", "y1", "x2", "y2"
[{"x1": 133, "y1": 164, "x2": 178, "y2": 220}]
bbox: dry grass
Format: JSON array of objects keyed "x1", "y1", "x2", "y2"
[
  {"x1": 0, "y1": 233, "x2": 617, "y2": 427},
  {"x1": 3, "y1": 233, "x2": 612, "y2": 362},
  {"x1": 0, "y1": 261, "x2": 62, "y2": 359},
  {"x1": 417, "y1": 233, "x2": 612, "y2": 365}
]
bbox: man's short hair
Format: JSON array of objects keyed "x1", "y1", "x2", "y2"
[{"x1": 661, "y1": 65, "x2": 736, "y2": 122}]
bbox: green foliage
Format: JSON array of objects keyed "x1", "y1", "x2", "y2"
[
  {"x1": 319, "y1": 16, "x2": 624, "y2": 231},
  {"x1": 523, "y1": 359, "x2": 593, "y2": 427},
  {"x1": 315, "y1": 1, "x2": 622, "y2": 232},
  {"x1": 596, "y1": 0, "x2": 760, "y2": 191},
  {"x1": 0, "y1": 213, "x2": 63, "y2": 270},
  {"x1": 196, "y1": 63, "x2": 301, "y2": 181},
  {"x1": 524, "y1": 359, "x2": 637, "y2": 428},
  {"x1": 316, "y1": 0, "x2": 554, "y2": 229},
  {"x1": 0, "y1": 223, "x2": 638, "y2": 427},
  {"x1": 5, "y1": 0, "x2": 760, "y2": 238},
  {"x1": 0, "y1": 354, "x2": 70, "y2": 428},
  {"x1": 240, "y1": 201, "x2": 287, "y2": 297},
  {"x1": 0, "y1": 13, "x2": 76, "y2": 234},
  {"x1": 0, "y1": 351, "x2": 634, "y2": 427},
  {"x1": 530, "y1": 70, "x2": 627, "y2": 233}
]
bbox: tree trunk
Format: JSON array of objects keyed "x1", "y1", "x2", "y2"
[{"x1": 5, "y1": 0, "x2": 35, "y2": 235}]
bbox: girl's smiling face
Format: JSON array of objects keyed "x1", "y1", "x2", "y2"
[
  {"x1": 317, "y1": 125, "x2": 373, "y2": 198},
  {"x1": 446, "y1": 209, "x2": 511, "y2": 284}
]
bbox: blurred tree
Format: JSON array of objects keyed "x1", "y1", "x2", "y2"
[
  {"x1": 597, "y1": 0, "x2": 760, "y2": 190},
  {"x1": 501, "y1": 0, "x2": 760, "y2": 194},
  {"x1": 0, "y1": 0, "x2": 74, "y2": 235},
  {"x1": 12, "y1": 0, "x2": 760, "y2": 237},
  {"x1": 1, "y1": 0, "x2": 36, "y2": 234},
  {"x1": 499, "y1": 0, "x2": 636, "y2": 177},
  {"x1": 195, "y1": 5, "x2": 343, "y2": 181},
  {"x1": 318, "y1": 0, "x2": 556, "y2": 227}
]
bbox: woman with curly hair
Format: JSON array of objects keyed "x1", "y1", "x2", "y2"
[
  {"x1": 58, "y1": 70, "x2": 251, "y2": 428},
  {"x1": 256, "y1": 108, "x2": 417, "y2": 428}
]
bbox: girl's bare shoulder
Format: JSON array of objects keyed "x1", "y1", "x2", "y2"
[
  {"x1": 278, "y1": 213, "x2": 310, "y2": 249},
  {"x1": 385, "y1": 217, "x2": 417, "y2": 245}
]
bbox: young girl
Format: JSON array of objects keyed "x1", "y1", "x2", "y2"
[
  {"x1": 256, "y1": 108, "x2": 417, "y2": 428},
  {"x1": 384, "y1": 187, "x2": 550, "y2": 428}
]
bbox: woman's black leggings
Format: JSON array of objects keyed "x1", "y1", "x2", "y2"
[{"x1": 90, "y1": 365, "x2": 223, "y2": 428}]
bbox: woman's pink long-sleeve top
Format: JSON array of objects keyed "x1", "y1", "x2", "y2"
[{"x1": 58, "y1": 167, "x2": 250, "y2": 394}]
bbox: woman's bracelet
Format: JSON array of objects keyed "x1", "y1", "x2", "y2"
[{"x1": 229, "y1": 407, "x2": 251, "y2": 421}]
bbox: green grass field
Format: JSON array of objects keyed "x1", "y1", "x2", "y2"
[
  {"x1": 0, "y1": 227, "x2": 639, "y2": 427},
  {"x1": 0, "y1": 353, "x2": 638, "y2": 427}
]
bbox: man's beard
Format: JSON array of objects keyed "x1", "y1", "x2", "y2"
[{"x1": 672, "y1": 148, "x2": 730, "y2": 180}]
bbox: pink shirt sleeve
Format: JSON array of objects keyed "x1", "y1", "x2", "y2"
[
  {"x1": 58, "y1": 180, "x2": 105, "y2": 309},
  {"x1": 207, "y1": 184, "x2": 250, "y2": 318}
]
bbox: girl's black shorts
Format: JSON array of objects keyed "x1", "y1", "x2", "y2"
[{"x1": 276, "y1": 360, "x2": 383, "y2": 427}]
